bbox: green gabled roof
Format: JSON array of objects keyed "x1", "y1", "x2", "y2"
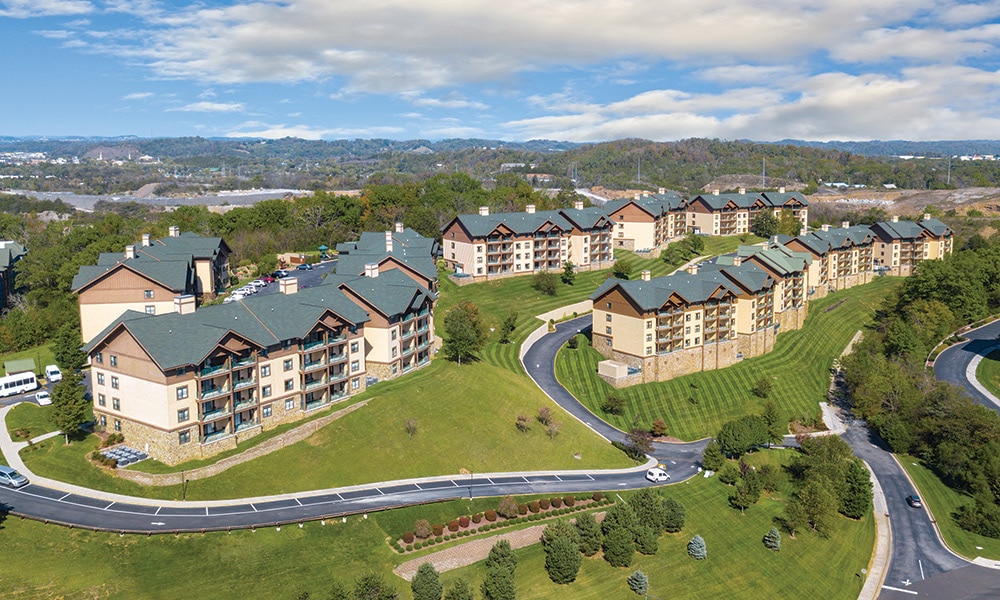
[
  {"x1": 336, "y1": 228, "x2": 437, "y2": 282},
  {"x1": 591, "y1": 271, "x2": 735, "y2": 311},
  {"x1": 83, "y1": 286, "x2": 371, "y2": 371},
  {"x1": 0, "y1": 241, "x2": 26, "y2": 270},
  {"x1": 558, "y1": 206, "x2": 612, "y2": 230},
  {"x1": 700, "y1": 263, "x2": 774, "y2": 295},
  {"x1": 691, "y1": 192, "x2": 763, "y2": 210},
  {"x1": 607, "y1": 192, "x2": 686, "y2": 215},
  {"x1": 759, "y1": 191, "x2": 808, "y2": 206},
  {"x1": 71, "y1": 259, "x2": 193, "y2": 292},
  {"x1": 448, "y1": 209, "x2": 574, "y2": 238},
  {"x1": 918, "y1": 218, "x2": 952, "y2": 237},
  {"x1": 325, "y1": 271, "x2": 436, "y2": 318},
  {"x1": 141, "y1": 232, "x2": 228, "y2": 261}
]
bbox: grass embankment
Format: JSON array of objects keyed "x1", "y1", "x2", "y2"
[
  {"x1": 975, "y1": 349, "x2": 1000, "y2": 398},
  {"x1": 556, "y1": 277, "x2": 901, "y2": 440},
  {"x1": 21, "y1": 359, "x2": 631, "y2": 501},
  {"x1": 0, "y1": 451, "x2": 874, "y2": 600},
  {"x1": 6, "y1": 402, "x2": 58, "y2": 440},
  {"x1": 614, "y1": 235, "x2": 767, "y2": 279},
  {"x1": 898, "y1": 457, "x2": 1000, "y2": 561}
]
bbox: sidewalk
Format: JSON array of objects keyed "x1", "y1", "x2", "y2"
[{"x1": 857, "y1": 460, "x2": 891, "y2": 600}]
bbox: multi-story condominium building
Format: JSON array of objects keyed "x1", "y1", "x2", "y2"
[
  {"x1": 686, "y1": 188, "x2": 809, "y2": 236},
  {"x1": 779, "y1": 222, "x2": 877, "y2": 297},
  {"x1": 870, "y1": 215, "x2": 954, "y2": 276},
  {"x1": 0, "y1": 240, "x2": 26, "y2": 311},
  {"x1": 335, "y1": 223, "x2": 439, "y2": 293},
  {"x1": 603, "y1": 189, "x2": 688, "y2": 251},
  {"x1": 72, "y1": 227, "x2": 230, "y2": 343},
  {"x1": 83, "y1": 280, "x2": 370, "y2": 464},
  {"x1": 440, "y1": 202, "x2": 613, "y2": 281}
]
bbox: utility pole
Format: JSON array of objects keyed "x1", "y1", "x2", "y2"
[{"x1": 762, "y1": 157, "x2": 766, "y2": 188}]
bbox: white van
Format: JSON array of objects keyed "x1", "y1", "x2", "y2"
[{"x1": 45, "y1": 364, "x2": 62, "y2": 383}]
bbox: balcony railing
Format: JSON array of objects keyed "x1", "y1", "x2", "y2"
[
  {"x1": 233, "y1": 397, "x2": 256, "y2": 411},
  {"x1": 329, "y1": 352, "x2": 347, "y2": 363},
  {"x1": 303, "y1": 339, "x2": 325, "y2": 350},
  {"x1": 200, "y1": 387, "x2": 229, "y2": 400},
  {"x1": 304, "y1": 378, "x2": 327, "y2": 391},
  {"x1": 201, "y1": 429, "x2": 229, "y2": 444},
  {"x1": 200, "y1": 363, "x2": 227, "y2": 377},
  {"x1": 234, "y1": 420, "x2": 259, "y2": 433},
  {"x1": 232, "y1": 356, "x2": 255, "y2": 368},
  {"x1": 201, "y1": 407, "x2": 230, "y2": 421},
  {"x1": 303, "y1": 358, "x2": 327, "y2": 372},
  {"x1": 233, "y1": 377, "x2": 256, "y2": 391},
  {"x1": 329, "y1": 371, "x2": 348, "y2": 383}
]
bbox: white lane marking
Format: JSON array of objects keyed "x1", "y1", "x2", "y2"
[
  {"x1": 882, "y1": 585, "x2": 917, "y2": 595},
  {"x1": 150, "y1": 521, "x2": 166, "y2": 526},
  {"x1": 59, "y1": 492, "x2": 71, "y2": 501},
  {"x1": 919, "y1": 560, "x2": 924, "y2": 580},
  {"x1": 250, "y1": 504, "x2": 258, "y2": 512},
  {"x1": 154, "y1": 507, "x2": 161, "y2": 515},
  {"x1": 103, "y1": 502, "x2": 115, "y2": 510},
  {"x1": 294, "y1": 498, "x2": 303, "y2": 506}
]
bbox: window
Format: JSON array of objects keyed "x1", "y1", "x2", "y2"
[
  {"x1": 178, "y1": 430, "x2": 190, "y2": 444},
  {"x1": 110, "y1": 355, "x2": 118, "y2": 367},
  {"x1": 351, "y1": 360, "x2": 359, "y2": 372},
  {"x1": 606, "y1": 302, "x2": 611, "y2": 309},
  {"x1": 99, "y1": 415, "x2": 107, "y2": 427},
  {"x1": 285, "y1": 398, "x2": 295, "y2": 410},
  {"x1": 144, "y1": 290, "x2": 154, "y2": 299},
  {"x1": 177, "y1": 408, "x2": 189, "y2": 422},
  {"x1": 646, "y1": 334, "x2": 652, "y2": 342},
  {"x1": 96, "y1": 373, "x2": 105, "y2": 385},
  {"x1": 605, "y1": 339, "x2": 612, "y2": 347},
  {"x1": 283, "y1": 358, "x2": 293, "y2": 371},
  {"x1": 695, "y1": 325, "x2": 700, "y2": 333},
  {"x1": 695, "y1": 313, "x2": 701, "y2": 320},
  {"x1": 695, "y1": 337, "x2": 700, "y2": 345},
  {"x1": 261, "y1": 365, "x2": 270, "y2": 377},
  {"x1": 145, "y1": 305, "x2": 155, "y2": 315},
  {"x1": 262, "y1": 405, "x2": 272, "y2": 418},
  {"x1": 605, "y1": 326, "x2": 612, "y2": 334},
  {"x1": 284, "y1": 379, "x2": 294, "y2": 391},
  {"x1": 111, "y1": 376, "x2": 119, "y2": 389},
  {"x1": 176, "y1": 386, "x2": 188, "y2": 400},
  {"x1": 391, "y1": 330, "x2": 397, "y2": 341},
  {"x1": 685, "y1": 339, "x2": 690, "y2": 347},
  {"x1": 685, "y1": 314, "x2": 691, "y2": 322},
  {"x1": 351, "y1": 378, "x2": 360, "y2": 390},
  {"x1": 113, "y1": 419, "x2": 121, "y2": 432},
  {"x1": 646, "y1": 347, "x2": 652, "y2": 355},
  {"x1": 392, "y1": 364, "x2": 398, "y2": 375},
  {"x1": 685, "y1": 327, "x2": 691, "y2": 334},
  {"x1": 647, "y1": 321, "x2": 653, "y2": 329},
  {"x1": 606, "y1": 314, "x2": 612, "y2": 322},
  {"x1": 98, "y1": 393, "x2": 106, "y2": 407},
  {"x1": 351, "y1": 341, "x2": 359, "y2": 353},
  {"x1": 262, "y1": 385, "x2": 272, "y2": 398},
  {"x1": 95, "y1": 352, "x2": 103, "y2": 364},
  {"x1": 112, "y1": 398, "x2": 120, "y2": 410}
]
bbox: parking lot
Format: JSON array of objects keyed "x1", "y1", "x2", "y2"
[{"x1": 225, "y1": 259, "x2": 337, "y2": 301}]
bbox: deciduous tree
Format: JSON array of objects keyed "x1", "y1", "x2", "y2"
[{"x1": 441, "y1": 301, "x2": 487, "y2": 364}]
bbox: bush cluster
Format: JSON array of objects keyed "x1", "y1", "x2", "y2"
[
  {"x1": 432, "y1": 523, "x2": 444, "y2": 537},
  {"x1": 539, "y1": 498, "x2": 550, "y2": 510},
  {"x1": 90, "y1": 451, "x2": 117, "y2": 467}
]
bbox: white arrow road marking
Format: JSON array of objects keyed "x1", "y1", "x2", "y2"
[{"x1": 151, "y1": 521, "x2": 166, "y2": 526}]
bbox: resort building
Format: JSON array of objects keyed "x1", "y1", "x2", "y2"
[
  {"x1": 686, "y1": 189, "x2": 809, "y2": 236},
  {"x1": 72, "y1": 228, "x2": 230, "y2": 343},
  {"x1": 335, "y1": 222, "x2": 439, "y2": 292},
  {"x1": 603, "y1": 189, "x2": 688, "y2": 251},
  {"x1": 780, "y1": 222, "x2": 877, "y2": 297},
  {"x1": 870, "y1": 215, "x2": 954, "y2": 276},
  {"x1": 440, "y1": 202, "x2": 613, "y2": 281},
  {"x1": 0, "y1": 240, "x2": 26, "y2": 311}
]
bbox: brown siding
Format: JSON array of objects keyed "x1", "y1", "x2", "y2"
[
  {"x1": 609, "y1": 203, "x2": 655, "y2": 223},
  {"x1": 78, "y1": 267, "x2": 178, "y2": 304},
  {"x1": 99, "y1": 329, "x2": 168, "y2": 384},
  {"x1": 443, "y1": 221, "x2": 474, "y2": 244},
  {"x1": 594, "y1": 287, "x2": 646, "y2": 319}
]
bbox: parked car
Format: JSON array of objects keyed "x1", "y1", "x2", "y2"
[
  {"x1": 251, "y1": 279, "x2": 267, "y2": 287},
  {"x1": 906, "y1": 494, "x2": 922, "y2": 508},
  {"x1": 44, "y1": 364, "x2": 62, "y2": 383},
  {"x1": 0, "y1": 465, "x2": 28, "y2": 488},
  {"x1": 274, "y1": 270, "x2": 289, "y2": 278},
  {"x1": 35, "y1": 390, "x2": 51, "y2": 406},
  {"x1": 645, "y1": 467, "x2": 671, "y2": 483},
  {"x1": 262, "y1": 276, "x2": 275, "y2": 283},
  {"x1": 296, "y1": 263, "x2": 313, "y2": 271}
]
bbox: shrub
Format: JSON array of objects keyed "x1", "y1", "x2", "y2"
[
  {"x1": 763, "y1": 527, "x2": 781, "y2": 551},
  {"x1": 602, "y1": 393, "x2": 625, "y2": 415},
  {"x1": 517, "y1": 503, "x2": 528, "y2": 515},
  {"x1": 663, "y1": 497, "x2": 686, "y2": 533},
  {"x1": 539, "y1": 498, "x2": 551, "y2": 510},
  {"x1": 448, "y1": 520, "x2": 460, "y2": 532},
  {"x1": 566, "y1": 335, "x2": 579, "y2": 349},
  {"x1": 403, "y1": 531, "x2": 415, "y2": 544},
  {"x1": 551, "y1": 497, "x2": 562, "y2": 508},
  {"x1": 537, "y1": 406, "x2": 553, "y2": 426},
  {"x1": 651, "y1": 418, "x2": 668, "y2": 437},
  {"x1": 414, "y1": 542, "x2": 422, "y2": 550},
  {"x1": 472, "y1": 513, "x2": 483, "y2": 524},
  {"x1": 627, "y1": 570, "x2": 649, "y2": 596},
  {"x1": 529, "y1": 500, "x2": 541, "y2": 513},
  {"x1": 406, "y1": 545, "x2": 413, "y2": 552},
  {"x1": 498, "y1": 496, "x2": 519, "y2": 519},
  {"x1": 415, "y1": 519, "x2": 432, "y2": 539},
  {"x1": 432, "y1": 523, "x2": 444, "y2": 537},
  {"x1": 485, "y1": 510, "x2": 497, "y2": 522},
  {"x1": 687, "y1": 535, "x2": 707, "y2": 560},
  {"x1": 593, "y1": 492, "x2": 603, "y2": 501},
  {"x1": 435, "y1": 536, "x2": 443, "y2": 543},
  {"x1": 564, "y1": 496, "x2": 575, "y2": 507},
  {"x1": 459, "y1": 516, "x2": 470, "y2": 528}
]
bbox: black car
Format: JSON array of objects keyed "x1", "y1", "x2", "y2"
[{"x1": 906, "y1": 494, "x2": 922, "y2": 508}]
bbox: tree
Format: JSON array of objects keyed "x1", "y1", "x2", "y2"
[
  {"x1": 782, "y1": 497, "x2": 808, "y2": 538},
  {"x1": 662, "y1": 497, "x2": 686, "y2": 533},
  {"x1": 763, "y1": 527, "x2": 781, "y2": 551},
  {"x1": 760, "y1": 399, "x2": 785, "y2": 448},
  {"x1": 484, "y1": 540, "x2": 517, "y2": 576},
  {"x1": 716, "y1": 415, "x2": 768, "y2": 457},
  {"x1": 575, "y1": 511, "x2": 603, "y2": 556},
  {"x1": 544, "y1": 528, "x2": 582, "y2": 583},
  {"x1": 651, "y1": 418, "x2": 667, "y2": 437},
  {"x1": 51, "y1": 322, "x2": 85, "y2": 372},
  {"x1": 627, "y1": 570, "x2": 649, "y2": 596},
  {"x1": 752, "y1": 212, "x2": 778, "y2": 238},
  {"x1": 687, "y1": 535, "x2": 707, "y2": 560},
  {"x1": 634, "y1": 524, "x2": 658, "y2": 555},
  {"x1": 50, "y1": 372, "x2": 89, "y2": 443},
  {"x1": 441, "y1": 301, "x2": 488, "y2": 364},
  {"x1": 602, "y1": 522, "x2": 635, "y2": 567},
  {"x1": 498, "y1": 310, "x2": 518, "y2": 344},
  {"x1": 546, "y1": 420, "x2": 561, "y2": 440},
  {"x1": 515, "y1": 414, "x2": 529, "y2": 433},
  {"x1": 561, "y1": 261, "x2": 576, "y2": 285},
  {"x1": 776, "y1": 208, "x2": 803, "y2": 236},
  {"x1": 683, "y1": 232, "x2": 705, "y2": 255},
  {"x1": 700, "y1": 440, "x2": 726, "y2": 471},
  {"x1": 798, "y1": 480, "x2": 838, "y2": 534},
  {"x1": 442, "y1": 579, "x2": 473, "y2": 600},
  {"x1": 352, "y1": 573, "x2": 398, "y2": 600},
  {"x1": 537, "y1": 406, "x2": 553, "y2": 426},
  {"x1": 411, "y1": 563, "x2": 442, "y2": 600},
  {"x1": 629, "y1": 488, "x2": 666, "y2": 532},
  {"x1": 612, "y1": 259, "x2": 633, "y2": 280},
  {"x1": 480, "y1": 567, "x2": 515, "y2": 600},
  {"x1": 602, "y1": 393, "x2": 625, "y2": 415},
  {"x1": 602, "y1": 502, "x2": 639, "y2": 538},
  {"x1": 751, "y1": 376, "x2": 773, "y2": 399},
  {"x1": 626, "y1": 428, "x2": 653, "y2": 456},
  {"x1": 404, "y1": 418, "x2": 418, "y2": 438},
  {"x1": 326, "y1": 580, "x2": 350, "y2": 600},
  {"x1": 729, "y1": 476, "x2": 761, "y2": 513},
  {"x1": 533, "y1": 270, "x2": 558, "y2": 295},
  {"x1": 840, "y1": 459, "x2": 874, "y2": 519}
]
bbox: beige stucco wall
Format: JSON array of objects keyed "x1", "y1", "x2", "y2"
[{"x1": 80, "y1": 301, "x2": 174, "y2": 343}]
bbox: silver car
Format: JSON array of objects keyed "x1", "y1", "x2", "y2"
[{"x1": 0, "y1": 465, "x2": 28, "y2": 488}]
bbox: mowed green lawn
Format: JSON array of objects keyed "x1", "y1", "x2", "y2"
[
  {"x1": 5, "y1": 402, "x2": 59, "y2": 440},
  {"x1": 441, "y1": 451, "x2": 874, "y2": 600},
  {"x1": 0, "y1": 450, "x2": 874, "y2": 600},
  {"x1": 556, "y1": 277, "x2": 901, "y2": 440},
  {"x1": 899, "y1": 457, "x2": 1000, "y2": 561},
  {"x1": 975, "y1": 349, "x2": 1000, "y2": 398},
  {"x1": 22, "y1": 359, "x2": 631, "y2": 501}
]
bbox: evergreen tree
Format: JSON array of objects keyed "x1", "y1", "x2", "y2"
[
  {"x1": 627, "y1": 570, "x2": 649, "y2": 596},
  {"x1": 700, "y1": 440, "x2": 726, "y2": 471},
  {"x1": 410, "y1": 563, "x2": 442, "y2": 600},
  {"x1": 352, "y1": 573, "x2": 398, "y2": 600},
  {"x1": 544, "y1": 532, "x2": 582, "y2": 583},
  {"x1": 561, "y1": 261, "x2": 576, "y2": 285},
  {"x1": 760, "y1": 399, "x2": 785, "y2": 447},
  {"x1": 628, "y1": 488, "x2": 666, "y2": 533},
  {"x1": 541, "y1": 519, "x2": 579, "y2": 548},
  {"x1": 840, "y1": 459, "x2": 874, "y2": 519},
  {"x1": 442, "y1": 579, "x2": 473, "y2": 600},
  {"x1": 601, "y1": 502, "x2": 639, "y2": 538},
  {"x1": 575, "y1": 511, "x2": 603, "y2": 556},
  {"x1": 441, "y1": 302, "x2": 488, "y2": 364},
  {"x1": 763, "y1": 527, "x2": 781, "y2": 551},
  {"x1": 662, "y1": 497, "x2": 686, "y2": 533},
  {"x1": 729, "y1": 477, "x2": 761, "y2": 513},
  {"x1": 484, "y1": 540, "x2": 517, "y2": 576},
  {"x1": 498, "y1": 311, "x2": 518, "y2": 344},
  {"x1": 687, "y1": 535, "x2": 707, "y2": 560},
  {"x1": 634, "y1": 524, "x2": 659, "y2": 556},
  {"x1": 480, "y1": 567, "x2": 515, "y2": 600},
  {"x1": 51, "y1": 322, "x2": 86, "y2": 372},
  {"x1": 50, "y1": 371, "x2": 89, "y2": 442},
  {"x1": 326, "y1": 580, "x2": 350, "y2": 600},
  {"x1": 602, "y1": 523, "x2": 635, "y2": 567}
]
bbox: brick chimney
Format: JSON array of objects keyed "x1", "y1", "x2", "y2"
[
  {"x1": 526, "y1": 204, "x2": 536, "y2": 214},
  {"x1": 125, "y1": 244, "x2": 135, "y2": 259},
  {"x1": 478, "y1": 206, "x2": 489, "y2": 216},
  {"x1": 385, "y1": 231, "x2": 393, "y2": 253},
  {"x1": 169, "y1": 225, "x2": 180, "y2": 237},
  {"x1": 365, "y1": 263, "x2": 379, "y2": 278},
  {"x1": 688, "y1": 264, "x2": 699, "y2": 275},
  {"x1": 279, "y1": 278, "x2": 298, "y2": 295},
  {"x1": 395, "y1": 221, "x2": 404, "y2": 233},
  {"x1": 141, "y1": 233, "x2": 151, "y2": 247},
  {"x1": 641, "y1": 270, "x2": 651, "y2": 281},
  {"x1": 732, "y1": 255, "x2": 742, "y2": 266},
  {"x1": 173, "y1": 295, "x2": 196, "y2": 315},
  {"x1": 573, "y1": 200, "x2": 584, "y2": 210}
]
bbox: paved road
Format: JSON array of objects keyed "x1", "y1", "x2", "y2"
[{"x1": 933, "y1": 320, "x2": 1000, "y2": 412}]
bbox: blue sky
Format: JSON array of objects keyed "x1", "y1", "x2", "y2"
[{"x1": 3, "y1": 0, "x2": 1000, "y2": 142}]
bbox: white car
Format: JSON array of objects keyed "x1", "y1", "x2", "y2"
[
  {"x1": 251, "y1": 279, "x2": 267, "y2": 287},
  {"x1": 645, "y1": 467, "x2": 671, "y2": 483},
  {"x1": 35, "y1": 390, "x2": 51, "y2": 406}
]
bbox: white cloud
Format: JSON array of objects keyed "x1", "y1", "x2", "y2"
[
  {"x1": 168, "y1": 101, "x2": 245, "y2": 113},
  {"x1": 225, "y1": 121, "x2": 405, "y2": 140},
  {"x1": 420, "y1": 125, "x2": 485, "y2": 138},
  {"x1": 403, "y1": 93, "x2": 488, "y2": 110},
  {"x1": 0, "y1": 0, "x2": 92, "y2": 18},
  {"x1": 122, "y1": 92, "x2": 154, "y2": 100},
  {"x1": 34, "y1": 29, "x2": 76, "y2": 39}
]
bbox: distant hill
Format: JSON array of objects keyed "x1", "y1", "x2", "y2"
[{"x1": 764, "y1": 139, "x2": 1000, "y2": 157}]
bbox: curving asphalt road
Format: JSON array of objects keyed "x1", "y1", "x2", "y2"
[{"x1": 934, "y1": 319, "x2": 1000, "y2": 412}]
